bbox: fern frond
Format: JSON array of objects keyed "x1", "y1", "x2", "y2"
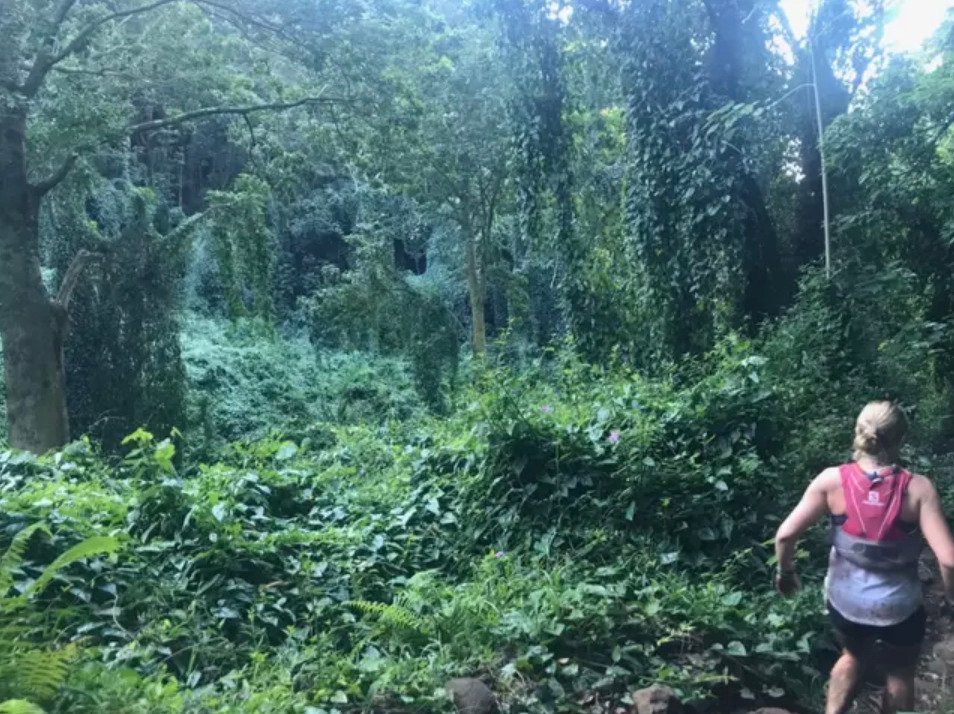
[
  {"x1": 0, "y1": 531, "x2": 117, "y2": 708},
  {"x1": 350, "y1": 600, "x2": 426, "y2": 634},
  {"x1": 0, "y1": 700, "x2": 46, "y2": 714},
  {"x1": 10, "y1": 645, "x2": 76, "y2": 701},
  {"x1": 0, "y1": 525, "x2": 50, "y2": 595}
]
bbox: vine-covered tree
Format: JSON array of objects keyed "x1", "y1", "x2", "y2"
[
  {"x1": 368, "y1": 8, "x2": 514, "y2": 355},
  {"x1": 619, "y1": 0, "x2": 783, "y2": 359},
  {"x1": 0, "y1": 0, "x2": 359, "y2": 452}
]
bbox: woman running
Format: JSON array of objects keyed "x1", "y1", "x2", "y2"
[{"x1": 774, "y1": 401, "x2": 954, "y2": 714}]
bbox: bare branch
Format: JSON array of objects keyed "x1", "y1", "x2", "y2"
[
  {"x1": 190, "y1": 0, "x2": 317, "y2": 59},
  {"x1": 56, "y1": 217, "x2": 207, "y2": 314},
  {"x1": 52, "y1": 64, "x2": 141, "y2": 81},
  {"x1": 55, "y1": 250, "x2": 100, "y2": 312},
  {"x1": 192, "y1": 0, "x2": 290, "y2": 41},
  {"x1": 128, "y1": 96, "x2": 342, "y2": 133},
  {"x1": 22, "y1": 0, "x2": 182, "y2": 97},
  {"x1": 33, "y1": 153, "x2": 79, "y2": 196}
]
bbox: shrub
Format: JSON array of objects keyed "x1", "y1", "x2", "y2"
[{"x1": 181, "y1": 316, "x2": 425, "y2": 451}]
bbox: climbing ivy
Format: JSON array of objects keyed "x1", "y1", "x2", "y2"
[
  {"x1": 619, "y1": 0, "x2": 779, "y2": 362},
  {"x1": 207, "y1": 175, "x2": 276, "y2": 321}
]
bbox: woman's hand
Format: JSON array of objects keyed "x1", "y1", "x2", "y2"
[{"x1": 775, "y1": 570, "x2": 801, "y2": 597}]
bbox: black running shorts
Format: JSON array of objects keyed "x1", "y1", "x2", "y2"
[{"x1": 827, "y1": 601, "x2": 926, "y2": 666}]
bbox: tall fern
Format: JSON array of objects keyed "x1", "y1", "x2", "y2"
[
  {"x1": 350, "y1": 571, "x2": 453, "y2": 646},
  {"x1": 351, "y1": 599, "x2": 428, "y2": 635},
  {"x1": 0, "y1": 525, "x2": 119, "y2": 711},
  {"x1": 0, "y1": 524, "x2": 49, "y2": 597}
]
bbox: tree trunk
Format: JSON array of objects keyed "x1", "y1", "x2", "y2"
[
  {"x1": 0, "y1": 105, "x2": 71, "y2": 452},
  {"x1": 740, "y1": 172, "x2": 786, "y2": 321},
  {"x1": 464, "y1": 229, "x2": 486, "y2": 355}
]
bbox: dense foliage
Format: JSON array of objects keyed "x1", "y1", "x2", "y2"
[{"x1": 2, "y1": 0, "x2": 954, "y2": 712}]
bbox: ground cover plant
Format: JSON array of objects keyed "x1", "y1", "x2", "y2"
[{"x1": 2, "y1": 267, "x2": 951, "y2": 711}]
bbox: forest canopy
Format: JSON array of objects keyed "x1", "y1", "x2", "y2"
[{"x1": 1, "y1": 0, "x2": 954, "y2": 712}]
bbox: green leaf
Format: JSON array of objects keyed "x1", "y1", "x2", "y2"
[
  {"x1": 725, "y1": 641, "x2": 747, "y2": 657},
  {"x1": 276, "y1": 443, "x2": 298, "y2": 460},
  {"x1": 122, "y1": 427, "x2": 154, "y2": 447},
  {"x1": 211, "y1": 503, "x2": 227, "y2": 522},
  {"x1": 0, "y1": 700, "x2": 46, "y2": 714},
  {"x1": 24, "y1": 536, "x2": 120, "y2": 599}
]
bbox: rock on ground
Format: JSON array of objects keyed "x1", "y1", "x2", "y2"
[
  {"x1": 631, "y1": 686, "x2": 683, "y2": 714},
  {"x1": 446, "y1": 678, "x2": 498, "y2": 714}
]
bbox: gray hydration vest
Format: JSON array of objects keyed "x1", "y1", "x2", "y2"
[{"x1": 824, "y1": 464, "x2": 922, "y2": 626}]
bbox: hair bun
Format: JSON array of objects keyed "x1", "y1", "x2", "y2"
[
  {"x1": 852, "y1": 401, "x2": 908, "y2": 461},
  {"x1": 855, "y1": 423, "x2": 880, "y2": 452}
]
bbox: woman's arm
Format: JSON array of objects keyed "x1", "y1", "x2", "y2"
[
  {"x1": 917, "y1": 477, "x2": 954, "y2": 602},
  {"x1": 774, "y1": 470, "x2": 833, "y2": 595}
]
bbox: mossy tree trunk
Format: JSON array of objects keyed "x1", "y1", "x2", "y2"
[{"x1": 0, "y1": 104, "x2": 71, "y2": 452}]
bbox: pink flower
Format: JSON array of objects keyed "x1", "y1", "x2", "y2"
[
  {"x1": 540, "y1": 405, "x2": 553, "y2": 414},
  {"x1": 607, "y1": 430, "x2": 621, "y2": 444},
  {"x1": 494, "y1": 550, "x2": 505, "y2": 559}
]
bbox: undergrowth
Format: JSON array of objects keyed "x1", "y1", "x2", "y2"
[
  {"x1": 0, "y1": 266, "x2": 950, "y2": 712},
  {"x1": 181, "y1": 316, "x2": 425, "y2": 452}
]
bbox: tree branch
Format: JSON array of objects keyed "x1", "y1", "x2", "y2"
[
  {"x1": 128, "y1": 96, "x2": 342, "y2": 133},
  {"x1": 22, "y1": 0, "x2": 182, "y2": 97},
  {"x1": 14, "y1": 0, "x2": 78, "y2": 95},
  {"x1": 192, "y1": 0, "x2": 303, "y2": 49},
  {"x1": 51, "y1": 0, "x2": 80, "y2": 30},
  {"x1": 243, "y1": 113, "x2": 258, "y2": 152},
  {"x1": 52, "y1": 64, "x2": 140, "y2": 81},
  {"x1": 33, "y1": 153, "x2": 79, "y2": 196},
  {"x1": 157, "y1": 210, "x2": 210, "y2": 247},
  {"x1": 55, "y1": 250, "x2": 100, "y2": 312}
]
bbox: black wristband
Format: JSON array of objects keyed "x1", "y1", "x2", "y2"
[{"x1": 777, "y1": 568, "x2": 796, "y2": 576}]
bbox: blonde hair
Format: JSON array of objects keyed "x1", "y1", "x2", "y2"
[{"x1": 852, "y1": 401, "x2": 909, "y2": 463}]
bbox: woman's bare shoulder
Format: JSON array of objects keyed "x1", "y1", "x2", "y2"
[
  {"x1": 908, "y1": 473, "x2": 940, "y2": 500},
  {"x1": 811, "y1": 466, "x2": 842, "y2": 491}
]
